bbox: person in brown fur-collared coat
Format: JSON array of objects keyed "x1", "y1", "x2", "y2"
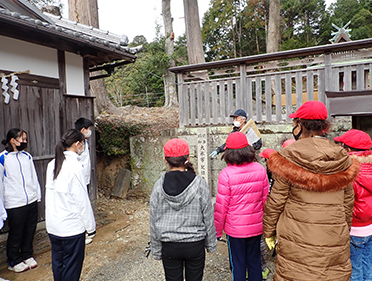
[{"x1": 263, "y1": 101, "x2": 360, "y2": 281}]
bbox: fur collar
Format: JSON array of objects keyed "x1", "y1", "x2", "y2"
[{"x1": 268, "y1": 152, "x2": 360, "y2": 192}]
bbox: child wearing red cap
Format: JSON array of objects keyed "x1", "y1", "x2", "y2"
[
  {"x1": 150, "y1": 138, "x2": 217, "y2": 281},
  {"x1": 334, "y1": 129, "x2": 372, "y2": 281},
  {"x1": 214, "y1": 132, "x2": 270, "y2": 281}
]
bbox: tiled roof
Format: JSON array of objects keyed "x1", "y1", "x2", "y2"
[
  {"x1": 0, "y1": 7, "x2": 141, "y2": 55},
  {"x1": 45, "y1": 12, "x2": 142, "y2": 54}
]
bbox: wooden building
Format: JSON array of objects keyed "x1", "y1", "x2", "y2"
[{"x1": 0, "y1": 0, "x2": 138, "y2": 220}]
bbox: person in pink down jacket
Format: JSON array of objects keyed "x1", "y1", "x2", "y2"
[{"x1": 214, "y1": 131, "x2": 269, "y2": 281}]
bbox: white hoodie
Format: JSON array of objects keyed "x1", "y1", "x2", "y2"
[
  {"x1": 0, "y1": 150, "x2": 41, "y2": 209},
  {"x1": 45, "y1": 151, "x2": 96, "y2": 237}
]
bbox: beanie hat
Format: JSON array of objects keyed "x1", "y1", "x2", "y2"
[
  {"x1": 282, "y1": 139, "x2": 296, "y2": 148},
  {"x1": 259, "y1": 148, "x2": 276, "y2": 159},
  {"x1": 333, "y1": 129, "x2": 372, "y2": 150},
  {"x1": 164, "y1": 138, "x2": 190, "y2": 157},
  {"x1": 225, "y1": 132, "x2": 248, "y2": 149},
  {"x1": 288, "y1": 101, "x2": 328, "y2": 120}
]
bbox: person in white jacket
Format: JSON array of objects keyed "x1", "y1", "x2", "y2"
[
  {"x1": 0, "y1": 128, "x2": 41, "y2": 273},
  {"x1": 45, "y1": 129, "x2": 96, "y2": 281},
  {"x1": 74, "y1": 117, "x2": 93, "y2": 188}
]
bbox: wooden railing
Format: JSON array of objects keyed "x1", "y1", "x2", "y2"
[{"x1": 170, "y1": 38, "x2": 372, "y2": 127}]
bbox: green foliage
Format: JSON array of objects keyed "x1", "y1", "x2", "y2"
[
  {"x1": 174, "y1": 34, "x2": 189, "y2": 66},
  {"x1": 202, "y1": 0, "x2": 267, "y2": 61},
  {"x1": 104, "y1": 25, "x2": 186, "y2": 107},
  {"x1": 281, "y1": 0, "x2": 328, "y2": 50},
  {"x1": 105, "y1": 31, "x2": 168, "y2": 107},
  {"x1": 96, "y1": 117, "x2": 143, "y2": 156},
  {"x1": 328, "y1": 0, "x2": 372, "y2": 40}
]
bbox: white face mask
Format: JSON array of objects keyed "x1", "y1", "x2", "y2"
[
  {"x1": 233, "y1": 120, "x2": 242, "y2": 128},
  {"x1": 84, "y1": 130, "x2": 92, "y2": 138},
  {"x1": 77, "y1": 142, "x2": 85, "y2": 155}
]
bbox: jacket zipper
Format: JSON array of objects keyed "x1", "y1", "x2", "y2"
[{"x1": 16, "y1": 153, "x2": 28, "y2": 204}]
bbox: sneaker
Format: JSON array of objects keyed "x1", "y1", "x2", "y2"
[
  {"x1": 0, "y1": 277, "x2": 10, "y2": 281},
  {"x1": 8, "y1": 261, "x2": 29, "y2": 272},
  {"x1": 262, "y1": 268, "x2": 270, "y2": 279},
  {"x1": 24, "y1": 257, "x2": 38, "y2": 269}
]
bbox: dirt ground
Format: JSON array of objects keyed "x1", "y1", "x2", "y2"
[{"x1": 0, "y1": 195, "x2": 275, "y2": 281}]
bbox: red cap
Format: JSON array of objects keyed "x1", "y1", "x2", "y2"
[
  {"x1": 259, "y1": 148, "x2": 276, "y2": 159},
  {"x1": 164, "y1": 138, "x2": 190, "y2": 157},
  {"x1": 282, "y1": 139, "x2": 296, "y2": 148},
  {"x1": 225, "y1": 132, "x2": 248, "y2": 149},
  {"x1": 333, "y1": 129, "x2": 372, "y2": 150},
  {"x1": 288, "y1": 101, "x2": 328, "y2": 120}
]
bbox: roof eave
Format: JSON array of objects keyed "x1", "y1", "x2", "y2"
[{"x1": 0, "y1": 12, "x2": 136, "y2": 67}]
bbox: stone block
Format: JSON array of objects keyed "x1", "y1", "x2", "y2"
[{"x1": 111, "y1": 168, "x2": 132, "y2": 199}]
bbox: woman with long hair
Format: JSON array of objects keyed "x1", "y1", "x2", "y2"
[
  {"x1": 263, "y1": 101, "x2": 360, "y2": 280},
  {"x1": 0, "y1": 128, "x2": 41, "y2": 273},
  {"x1": 45, "y1": 129, "x2": 96, "y2": 281}
]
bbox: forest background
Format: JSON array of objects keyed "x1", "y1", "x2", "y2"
[{"x1": 30, "y1": 0, "x2": 372, "y2": 108}]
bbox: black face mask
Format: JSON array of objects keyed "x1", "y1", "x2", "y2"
[
  {"x1": 16, "y1": 142, "x2": 27, "y2": 151},
  {"x1": 292, "y1": 124, "x2": 302, "y2": 141}
]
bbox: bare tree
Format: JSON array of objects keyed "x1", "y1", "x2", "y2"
[
  {"x1": 162, "y1": 0, "x2": 178, "y2": 107},
  {"x1": 68, "y1": 0, "x2": 121, "y2": 115},
  {"x1": 266, "y1": 0, "x2": 280, "y2": 53}
]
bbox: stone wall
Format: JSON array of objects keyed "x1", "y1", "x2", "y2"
[{"x1": 130, "y1": 117, "x2": 352, "y2": 197}]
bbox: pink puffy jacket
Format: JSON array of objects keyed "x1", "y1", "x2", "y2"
[{"x1": 214, "y1": 162, "x2": 269, "y2": 238}]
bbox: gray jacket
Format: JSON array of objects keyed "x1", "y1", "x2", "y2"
[{"x1": 150, "y1": 172, "x2": 217, "y2": 260}]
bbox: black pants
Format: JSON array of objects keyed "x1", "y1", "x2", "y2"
[
  {"x1": 49, "y1": 232, "x2": 85, "y2": 281},
  {"x1": 6, "y1": 200, "x2": 38, "y2": 266},
  {"x1": 162, "y1": 240, "x2": 205, "y2": 281}
]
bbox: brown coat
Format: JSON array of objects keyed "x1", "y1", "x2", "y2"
[{"x1": 263, "y1": 137, "x2": 359, "y2": 281}]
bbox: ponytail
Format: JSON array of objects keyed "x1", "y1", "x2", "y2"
[
  {"x1": 165, "y1": 155, "x2": 196, "y2": 174},
  {"x1": 2, "y1": 128, "x2": 23, "y2": 152},
  {"x1": 54, "y1": 129, "x2": 84, "y2": 180},
  {"x1": 185, "y1": 161, "x2": 196, "y2": 174}
]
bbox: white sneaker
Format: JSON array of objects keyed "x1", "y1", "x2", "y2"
[
  {"x1": 0, "y1": 277, "x2": 10, "y2": 281},
  {"x1": 24, "y1": 257, "x2": 38, "y2": 269},
  {"x1": 8, "y1": 261, "x2": 29, "y2": 272}
]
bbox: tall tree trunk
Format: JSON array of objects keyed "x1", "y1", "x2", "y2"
[
  {"x1": 183, "y1": 0, "x2": 208, "y2": 79},
  {"x1": 183, "y1": 0, "x2": 205, "y2": 64},
  {"x1": 267, "y1": 0, "x2": 280, "y2": 110},
  {"x1": 266, "y1": 0, "x2": 280, "y2": 53},
  {"x1": 162, "y1": 0, "x2": 178, "y2": 107},
  {"x1": 68, "y1": 0, "x2": 121, "y2": 115}
]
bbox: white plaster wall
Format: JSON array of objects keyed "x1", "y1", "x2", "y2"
[
  {"x1": 0, "y1": 35, "x2": 58, "y2": 78},
  {"x1": 65, "y1": 52, "x2": 85, "y2": 96}
]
